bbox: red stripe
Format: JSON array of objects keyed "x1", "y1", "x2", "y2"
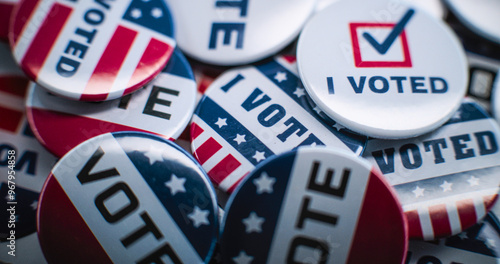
[
  {"x1": 38, "y1": 176, "x2": 113, "y2": 263},
  {"x1": 227, "y1": 172, "x2": 247, "y2": 193},
  {"x1": 194, "y1": 137, "x2": 222, "y2": 165},
  {"x1": 0, "y1": 106, "x2": 23, "y2": 132},
  {"x1": 457, "y1": 199, "x2": 477, "y2": 231},
  {"x1": 197, "y1": 76, "x2": 214, "y2": 94},
  {"x1": 20, "y1": 3, "x2": 72, "y2": 81},
  {"x1": 123, "y1": 38, "x2": 174, "y2": 96},
  {"x1": 282, "y1": 55, "x2": 296, "y2": 63},
  {"x1": 405, "y1": 210, "x2": 423, "y2": 238},
  {"x1": 28, "y1": 108, "x2": 171, "y2": 157},
  {"x1": 80, "y1": 26, "x2": 137, "y2": 101},
  {"x1": 208, "y1": 154, "x2": 241, "y2": 184},
  {"x1": 10, "y1": 0, "x2": 41, "y2": 44},
  {"x1": 190, "y1": 122, "x2": 204, "y2": 139},
  {"x1": 0, "y1": 3, "x2": 14, "y2": 40},
  {"x1": 429, "y1": 204, "x2": 452, "y2": 237},
  {"x1": 347, "y1": 171, "x2": 407, "y2": 264},
  {"x1": 0, "y1": 76, "x2": 29, "y2": 97}
]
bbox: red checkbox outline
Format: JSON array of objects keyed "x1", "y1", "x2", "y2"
[{"x1": 349, "y1": 23, "x2": 412, "y2": 68}]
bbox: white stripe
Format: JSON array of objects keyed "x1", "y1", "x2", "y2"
[
  {"x1": 0, "y1": 90, "x2": 25, "y2": 112},
  {"x1": 13, "y1": 0, "x2": 54, "y2": 61},
  {"x1": 52, "y1": 134, "x2": 202, "y2": 263},
  {"x1": 106, "y1": 30, "x2": 151, "y2": 99},
  {"x1": 218, "y1": 165, "x2": 250, "y2": 191},
  {"x1": 446, "y1": 202, "x2": 462, "y2": 235},
  {"x1": 473, "y1": 195, "x2": 487, "y2": 223},
  {"x1": 403, "y1": 188, "x2": 499, "y2": 211},
  {"x1": 275, "y1": 57, "x2": 298, "y2": 76},
  {"x1": 417, "y1": 206, "x2": 435, "y2": 240},
  {"x1": 267, "y1": 148, "x2": 369, "y2": 264}
]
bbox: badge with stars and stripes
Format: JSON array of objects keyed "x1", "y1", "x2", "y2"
[
  {"x1": 190, "y1": 56, "x2": 366, "y2": 194},
  {"x1": 364, "y1": 99, "x2": 500, "y2": 240},
  {"x1": 0, "y1": 42, "x2": 57, "y2": 263},
  {"x1": 406, "y1": 200, "x2": 500, "y2": 264},
  {"x1": 9, "y1": 0, "x2": 176, "y2": 101},
  {"x1": 220, "y1": 147, "x2": 408, "y2": 264},
  {"x1": 37, "y1": 132, "x2": 218, "y2": 263},
  {"x1": 26, "y1": 48, "x2": 196, "y2": 158}
]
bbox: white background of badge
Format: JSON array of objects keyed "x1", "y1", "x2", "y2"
[
  {"x1": 13, "y1": 0, "x2": 175, "y2": 101},
  {"x1": 265, "y1": 148, "x2": 372, "y2": 263},
  {"x1": 363, "y1": 117, "x2": 500, "y2": 185},
  {"x1": 165, "y1": 0, "x2": 315, "y2": 65},
  {"x1": 52, "y1": 134, "x2": 204, "y2": 263},
  {"x1": 27, "y1": 69, "x2": 196, "y2": 139},
  {"x1": 297, "y1": 0, "x2": 467, "y2": 138}
]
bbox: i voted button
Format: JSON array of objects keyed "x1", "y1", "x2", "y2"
[
  {"x1": 0, "y1": 42, "x2": 57, "y2": 264},
  {"x1": 9, "y1": 0, "x2": 176, "y2": 101},
  {"x1": 363, "y1": 99, "x2": 500, "y2": 240},
  {"x1": 190, "y1": 56, "x2": 366, "y2": 194},
  {"x1": 0, "y1": 0, "x2": 19, "y2": 41},
  {"x1": 220, "y1": 147, "x2": 408, "y2": 264},
  {"x1": 166, "y1": 0, "x2": 316, "y2": 66},
  {"x1": 37, "y1": 132, "x2": 219, "y2": 263},
  {"x1": 297, "y1": 0, "x2": 467, "y2": 139},
  {"x1": 26, "y1": 48, "x2": 196, "y2": 157}
]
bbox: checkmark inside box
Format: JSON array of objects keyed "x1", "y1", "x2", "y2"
[{"x1": 350, "y1": 23, "x2": 412, "y2": 68}]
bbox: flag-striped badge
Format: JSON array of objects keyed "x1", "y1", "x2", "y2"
[
  {"x1": 26, "y1": 48, "x2": 196, "y2": 157},
  {"x1": 37, "y1": 132, "x2": 219, "y2": 263},
  {"x1": 9, "y1": 0, "x2": 176, "y2": 101},
  {"x1": 364, "y1": 99, "x2": 500, "y2": 240},
  {"x1": 0, "y1": 42, "x2": 57, "y2": 264},
  {"x1": 220, "y1": 147, "x2": 407, "y2": 264},
  {"x1": 190, "y1": 56, "x2": 366, "y2": 193}
]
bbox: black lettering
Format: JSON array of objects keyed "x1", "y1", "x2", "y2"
[
  {"x1": 423, "y1": 138, "x2": 447, "y2": 164},
  {"x1": 307, "y1": 161, "x2": 349, "y2": 198},
  {"x1": 347, "y1": 76, "x2": 366, "y2": 93},
  {"x1": 475, "y1": 131, "x2": 498, "y2": 155},
  {"x1": 369, "y1": 76, "x2": 389, "y2": 93},
  {"x1": 450, "y1": 134, "x2": 475, "y2": 160},
  {"x1": 16, "y1": 151, "x2": 37, "y2": 175},
  {"x1": 77, "y1": 147, "x2": 120, "y2": 184},
  {"x1": 84, "y1": 9, "x2": 105, "y2": 25},
  {"x1": 372, "y1": 148, "x2": 395, "y2": 174},
  {"x1": 277, "y1": 117, "x2": 307, "y2": 142},
  {"x1": 121, "y1": 212, "x2": 163, "y2": 247},
  {"x1": 400, "y1": 143, "x2": 422, "y2": 169},
  {"x1": 95, "y1": 182, "x2": 139, "y2": 223},
  {"x1": 390, "y1": 76, "x2": 407, "y2": 93},
  {"x1": 296, "y1": 196, "x2": 338, "y2": 229},
  {"x1": 241, "y1": 88, "x2": 271, "y2": 111},
  {"x1": 56, "y1": 56, "x2": 80, "y2": 77},
  {"x1": 143, "y1": 86, "x2": 179, "y2": 120},
  {"x1": 258, "y1": 104, "x2": 286, "y2": 127}
]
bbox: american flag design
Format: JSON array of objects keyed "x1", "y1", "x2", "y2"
[
  {"x1": 10, "y1": 0, "x2": 176, "y2": 101},
  {"x1": 26, "y1": 48, "x2": 196, "y2": 157},
  {"x1": 221, "y1": 147, "x2": 407, "y2": 264},
  {"x1": 37, "y1": 132, "x2": 218, "y2": 263},
  {"x1": 0, "y1": 43, "x2": 57, "y2": 263},
  {"x1": 0, "y1": 0, "x2": 18, "y2": 40},
  {"x1": 364, "y1": 100, "x2": 500, "y2": 240},
  {"x1": 190, "y1": 56, "x2": 366, "y2": 193},
  {"x1": 406, "y1": 210, "x2": 500, "y2": 263}
]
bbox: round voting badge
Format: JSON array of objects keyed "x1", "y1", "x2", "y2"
[
  {"x1": 220, "y1": 147, "x2": 408, "y2": 264},
  {"x1": 26, "y1": 48, "x2": 196, "y2": 157},
  {"x1": 37, "y1": 132, "x2": 219, "y2": 263},
  {"x1": 364, "y1": 99, "x2": 500, "y2": 240},
  {"x1": 10, "y1": 0, "x2": 176, "y2": 101},
  {"x1": 0, "y1": 42, "x2": 56, "y2": 264},
  {"x1": 190, "y1": 56, "x2": 366, "y2": 194},
  {"x1": 166, "y1": 0, "x2": 316, "y2": 65},
  {"x1": 297, "y1": 0, "x2": 467, "y2": 139}
]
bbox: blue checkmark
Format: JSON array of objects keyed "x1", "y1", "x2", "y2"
[{"x1": 362, "y1": 9, "x2": 415, "y2": 55}]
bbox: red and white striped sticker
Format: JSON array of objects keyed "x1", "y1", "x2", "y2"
[
  {"x1": 220, "y1": 147, "x2": 407, "y2": 263},
  {"x1": 9, "y1": 0, "x2": 176, "y2": 101}
]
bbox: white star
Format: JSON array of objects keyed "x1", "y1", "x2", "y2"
[
  {"x1": 30, "y1": 200, "x2": 38, "y2": 210},
  {"x1": 188, "y1": 206, "x2": 210, "y2": 228},
  {"x1": 274, "y1": 71, "x2": 287, "y2": 83},
  {"x1": 252, "y1": 151, "x2": 266, "y2": 162},
  {"x1": 412, "y1": 186, "x2": 425, "y2": 198},
  {"x1": 130, "y1": 8, "x2": 142, "y2": 19},
  {"x1": 234, "y1": 134, "x2": 246, "y2": 145},
  {"x1": 313, "y1": 106, "x2": 322, "y2": 115},
  {"x1": 215, "y1": 117, "x2": 227, "y2": 128},
  {"x1": 485, "y1": 238, "x2": 496, "y2": 249},
  {"x1": 144, "y1": 147, "x2": 164, "y2": 165},
  {"x1": 151, "y1": 7, "x2": 163, "y2": 18},
  {"x1": 440, "y1": 181, "x2": 452, "y2": 192},
  {"x1": 242, "y1": 211, "x2": 265, "y2": 233},
  {"x1": 165, "y1": 174, "x2": 186, "y2": 195},
  {"x1": 467, "y1": 176, "x2": 479, "y2": 186},
  {"x1": 233, "y1": 251, "x2": 253, "y2": 264},
  {"x1": 253, "y1": 172, "x2": 275, "y2": 194},
  {"x1": 451, "y1": 110, "x2": 461, "y2": 120},
  {"x1": 293, "y1": 88, "x2": 305, "y2": 97},
  {"x1": 310, "y1": 142, "x2": 317, "y2": 147},
  {"x1": 458, "y1": 232, "x2": 468, "y2": 240},
  {"x1": 332, "y1": 122, "x2": 344, "y2": 131}
]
